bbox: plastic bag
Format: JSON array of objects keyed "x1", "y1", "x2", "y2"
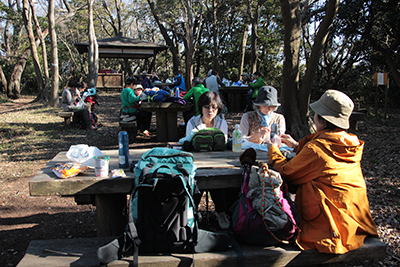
[
  {"x1": 52, "y1": 162, "x2": 88, "y2": 179},
  {"x1": 65, "y1": 144, "x2": 104, "y2": 167}
]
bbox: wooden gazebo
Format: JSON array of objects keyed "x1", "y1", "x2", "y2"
[{"x1": 74, "y1": 36, "x2": 169, "y2": 89}]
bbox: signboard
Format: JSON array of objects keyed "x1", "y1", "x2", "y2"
[{"x1": 373, "y1": 73, "x2": 388, "y2": 85}]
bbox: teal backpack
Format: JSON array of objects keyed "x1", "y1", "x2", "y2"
[
  {"x1": 191, "y1": 128, "x2": 226, "y2": 151},
  {"x1": 97, "y1": 147, "x2": 230, "y2": 266}
]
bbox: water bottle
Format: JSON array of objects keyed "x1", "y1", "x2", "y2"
[
  {"x1": 118, "y1": 131, "x2": 130, "y2": 168},
  {"x1": 232, "y1": 124, "x2": 242, "y2": 152},
  {"x1": 176, "y1": 88, "x2": 180, "y2": 97}
]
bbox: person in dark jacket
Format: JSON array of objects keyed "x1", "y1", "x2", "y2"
[
  {"x1": 173, "y1": 72, "x2": 186, "y2": 91},
  {"x1": 61, "y1": 79, "x2": 96, "y2": 130}
]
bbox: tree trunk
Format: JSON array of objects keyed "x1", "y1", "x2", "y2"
[
  {"x1": 29, "y1": 0, "x2": 50, "y2": 102},
  {"x1": 124, "y1": 59, "x2": 132, "y2": 77},
  {"x1": 8, "y1": 52, "x2": 29, "y2": 99},
  {"x1": 384, "y1": 51, "x2": 400, "y2": 88},
  {"x1": 6, "y1": 2, "x2": 75, "y2": 100},
  {"x1": 88, "y1": 0, "x2": 99, "y2": 88},
  {"x1": 148, "y1": 1, "x2": 181, "y2": 75},
  {"x1": 49, "y1": 0, "x2": 59, "y2": 107},
  {"x1": 210, "y1": 0, "x2": 222, "y2": 76},
  {"x1": 238, "y1": 24, "x2": 249, "y2": 77},
  {"x1": 279, "y1": 0, "x2": 303, "y2": 139},
  {"x1": 299, "y1": 0, "x2": 339, "y2": 125},
  {"x1": 0, "y1": 66, "x2": 7, "y2": 96},
  {"x1": 22, "y1": 0, "x2": 45, "y2": 101},
  {"x1": 248, "y1": 0, "x2": 260, "y2": 73},
  {"x1": 183, "y1": 0, "x2": 195, "y2": 90}
]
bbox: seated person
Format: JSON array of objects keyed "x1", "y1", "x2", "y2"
[
  {"x1": 204, "y1": 69, "x2": 224, "y2": 94},
  {"x1": 173, "y1": 72, "x2": 186, "y2": 92},
  {"x1": 267, "y1": 89, "x2": 378, "y2": 254},
  {"x1": 151, "y1": 71, "x2": 161, "y2": 83},
  {"x1": 186, "y1": 91, "x2": 236, "y2": 230},
  {"x1": 240, "y1": 86, "x2": 286, "y2": 144},
  {"x1": 76, "y1": 81, "x2": 98, "y2": 126},
  {"x1": 120, "y1": 77, "x2": 151, "y2": 137},
  {"x1": 241, "y1": 72, "x2": 251, "y2": 85},
  {"x1": 182, "y1": 77, "x2": 209, "y2": 124},
  {"x1": 246, "y1": 71, "x2": 265, "y2": 111},
  {"x1": 62, "y1": 79, "x2": 96, "y2": 130},
  {"x1": 139, "y1": 71, "x2": 153, "y2": 89}
]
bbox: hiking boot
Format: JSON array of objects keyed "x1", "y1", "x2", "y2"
[{"x1": 216, "y1": 211, "x2": 230, "y2": 230}]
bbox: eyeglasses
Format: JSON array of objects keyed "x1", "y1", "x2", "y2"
[{"x1": 203, "y1": 105, "x2": 218, "y2": 110}]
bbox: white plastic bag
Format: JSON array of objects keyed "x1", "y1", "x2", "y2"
[{"x1": 65, "y1": 144, "x2": 104, "y2": 167}]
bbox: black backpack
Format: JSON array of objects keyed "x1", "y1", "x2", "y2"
[{"x1": 97, "y1": 148, "x2": 230, "y2": 266}]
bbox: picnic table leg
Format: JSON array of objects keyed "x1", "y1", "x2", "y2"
[
  {"x1": 234, "y1": 92, "x2": 241, "y2": 112},
  {"x1": 227, "y1": 93, "x2": 235, "y2": 112},
  {"x1": 156, "y1": 110, "x2": 168, "y2": 142},
  {"x1": 167, "y1": 111, "x2": 179, "y2": 141},
  {"x1": 95, "y1": 194, "x2": 127, "y2": 237}
]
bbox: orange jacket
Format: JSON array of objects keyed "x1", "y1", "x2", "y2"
[{"x1": 268, "y1": 129, "x2": 378, "y2": 254}]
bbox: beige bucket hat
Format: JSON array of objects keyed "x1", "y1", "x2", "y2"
[{"x1": 310, "y1": 89, "x2": 354, "y2": 129}]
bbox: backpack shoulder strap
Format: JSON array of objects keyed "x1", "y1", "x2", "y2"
[{"x1": 127, "y1": 189, "x2": 141, "y2": 267}]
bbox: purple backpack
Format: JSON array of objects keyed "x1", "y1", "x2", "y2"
[
  {"x1": 165, "y1": 97, "x2": 186, "y2": 105},
  {"x1": 231, "y1": 150, "x2": 299, "y2": 245}
]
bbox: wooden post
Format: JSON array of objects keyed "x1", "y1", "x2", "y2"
[
  {"x1": 375, "y1": 85, "x2": 379, "y2": 116},
  {"x1": 373, "y1": 73, "x2": 388, "y2": 117},
  {"x1": 384, "y1": 79, "x2": 389, "y2": 120},
  {"x1": 156, "y1": 110, "x2": 168, "y2": 142},
  {"x1": 95, "y1": 194, "x2": 127, "y2": 237}
]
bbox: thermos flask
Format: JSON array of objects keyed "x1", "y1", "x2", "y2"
[{"x1": 271, "y1": 123, "x2": 279, "y2": 140}]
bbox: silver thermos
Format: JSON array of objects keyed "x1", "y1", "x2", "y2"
[{"x1": 271, "y1": 123, "x2": 279, "y2": 140}]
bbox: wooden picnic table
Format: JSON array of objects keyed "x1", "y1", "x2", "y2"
[
  {"x1": 219, "y1": 86, "x2": 249, "y2": 112},
  {"x1": 141, "y1": 102, "x2": 190, "y2": 142},
  {"x1": 29, "y1": 148, "x2": 269, "y2": 237}
]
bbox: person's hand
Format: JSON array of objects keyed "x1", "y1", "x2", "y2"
[
  {"x1": 249, "y1": 127, "x2": 270, "y2": 144},
  {"x1": 281, "y1": 134, "x2": 298, "y2": 148}
]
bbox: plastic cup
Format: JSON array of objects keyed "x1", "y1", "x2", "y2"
[{"x1": 93, "y1": 156, "x2": 110, "y2": 177}]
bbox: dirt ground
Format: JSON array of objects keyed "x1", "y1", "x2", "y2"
[{"x1": 0, "y1": 91, "x2": 399, "y2": 267}]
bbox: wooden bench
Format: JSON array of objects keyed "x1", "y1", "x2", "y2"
[
  {"x1": 57, "y1": 111, "x2": 74, "y2": 127},
  {"x1": 17, "y1": 236, "x2": 386, "y2": 267}
]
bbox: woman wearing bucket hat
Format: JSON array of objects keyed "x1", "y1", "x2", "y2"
[
  {"x1": 267, "y1": 89, "x2": 378, "y2": 254},
  {"x1": 239, "y1": 86, "x2": 286, "y2": 144}
]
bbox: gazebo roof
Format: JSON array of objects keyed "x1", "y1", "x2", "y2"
[{"x1": 74, "y1": 36, "x2": 169, "y2": 59}]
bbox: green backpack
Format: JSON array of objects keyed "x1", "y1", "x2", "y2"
[{"x1": 191, "y1": 128, "x2": 226, "y2": 151}]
